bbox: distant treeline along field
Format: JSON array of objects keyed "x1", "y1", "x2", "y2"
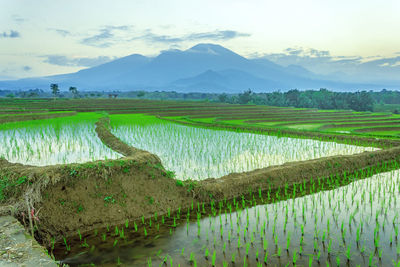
[{"x1": 1, "y1": 87, "x2": 400, "y2": 113}]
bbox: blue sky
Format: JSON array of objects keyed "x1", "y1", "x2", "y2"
[{"x1": 1, "y1": 0, "x2": 400, "y2": 81}]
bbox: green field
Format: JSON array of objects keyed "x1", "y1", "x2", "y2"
[{"x1": 0, "y1": 98, "x2": 400, "y2": 266}]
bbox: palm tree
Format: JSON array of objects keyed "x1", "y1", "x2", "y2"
[
  {"x1": 69, "y1": 86, "x2": 78, "y2": 98},
  {"x1": 50, "y1": 84, "x2": 59, "y2": 99}
]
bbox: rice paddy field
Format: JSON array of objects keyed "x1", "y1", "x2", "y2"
[
  {"x1": 0, "y1": 113, "x2": 121, "y2": 166},
  {"x1": 110, "y1": 114, "x2": 377, "y2": 181},
  {"x1": 1, "y1": 98, "x2": 400, "y2": 266},
  {"x1": 56, "y1": 168, "x2": 400, "y2": 266}
]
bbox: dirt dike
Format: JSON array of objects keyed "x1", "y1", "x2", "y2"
[
  {"x1": 194, "y1": 147, "x2": 400, "y2": 202},
  {"x1": 0, "y1": 157, "x2": 194, "y2": 248},
  {"x1": 321, "y1": 122, "x2": 400, "y2": 129},
  {"x1": 95, "y1": 116, "x2": 160, "y2": 160},
  {"x1": 354, "y1": 127, "x2": 400, "y2": 133},
  {"x1": 0, "y1": 111, "x2": 76, "y2": 124}
]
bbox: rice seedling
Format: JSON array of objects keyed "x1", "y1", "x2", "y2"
[{"x1": 0, "y1": 113, "x2": 121, "y2": 165}]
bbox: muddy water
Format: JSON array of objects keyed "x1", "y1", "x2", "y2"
[
  {"x1": 56, "y1": 170, "x2": 400, "y2": 266},
  {"x1": 112, "y1": 120, "x2": 378, "y2": 181}
]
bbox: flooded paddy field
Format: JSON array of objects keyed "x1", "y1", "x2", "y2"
[
  {"x1": 0, "y1": 99, "x2": 399, "y2": 267},
  {"x1": 110, "y1": 114, "x2": 377, "y2": 181},
  {"x1": 55, "y1": 169, "x2": 400, "y2": 266},
  {"x1": 0, "y1": 113, "x2": 121, "y2": 166}
]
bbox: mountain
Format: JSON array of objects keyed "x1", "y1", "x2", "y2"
[
  {"x1": 170, "y1": 69, "x2": 286, "y2": 92},
  {"x1": 0, "y1": 43, "x2": 394, "y2": 92}
]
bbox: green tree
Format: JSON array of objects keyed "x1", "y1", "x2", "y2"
[
  {"x1": 238, "y1": 89, "x2": 253, "y2": 104},
  {"x1": 69, "y1": 86, "x2": 78, "y2": 98},
  {"x1": 285, "y1": 89, "x2": 301, "y2": 107},
  {"x1": 50, "y1": 84, "x2": 59, "y2": 99},
  {"x1": 218, "y1": 93, "x2": 228, "y2": 102}
]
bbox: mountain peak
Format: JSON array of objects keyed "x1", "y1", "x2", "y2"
[{"x1": 187, "y1": 43, "x2": 235, "y2": 55}]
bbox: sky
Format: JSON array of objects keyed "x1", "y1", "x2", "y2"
[{"x1": 1, "y1": 0, "x2": 400, "y2": 81}]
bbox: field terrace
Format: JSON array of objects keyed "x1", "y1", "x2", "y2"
[{"x1": 0, "y1": 98, "x2": 400, "y2": 265}]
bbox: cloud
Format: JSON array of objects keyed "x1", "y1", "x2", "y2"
[
  {"x1": 0, "y1": 30, "x2": 20, "y2": 38},
  {"x1": 23, "y1": 66, "x2": 32, "y2": 71},
  {"x1": 80, "y1": 25, "x2": 133, "y2": 48},
  {"x1": 139, "y1": 30, "x2": 183, "y2": 43},
  {"x1": 78, "y1": 25, "x2": 249, "y2": 48},
  {"x1": 42, "y1": 55, "x2": 114, "y2": 67},
  {"x1": 11, "y1": 15, "x2": 26, "y2": 24},
  {"x1": 138, "y1": 29, "x2": 250, "y2": 44},
  {"x1": 258, "y1": 47, "x2": 400, "y2": 83},
  {"x1": 48, "y1": 28, "x2": 72, "y2": 37},
  {"x1": 259, "y1": 47, "x2": 363, "y2": 72},
  {"x1": 186, "y1": 30, "x2": 250, "y2": 41}
]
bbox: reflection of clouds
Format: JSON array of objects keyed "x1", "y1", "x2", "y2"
[
  {"x1": 0, "y1": 123, "x2": 121, "y2": 166},
  {"x1": 113, "y1": 123, "x2": 377, "y2": 181}
]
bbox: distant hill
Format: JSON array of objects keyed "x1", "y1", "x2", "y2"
[{"x1": 0, "y1": 43, "x2": 393, "y2": 92}]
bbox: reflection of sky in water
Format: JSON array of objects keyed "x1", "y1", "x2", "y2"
[
  {"x1": 0, "y1": 123, "x2": 121, "y2": 166},
  {"x1": 113, "y1": 123, "x2": 378, "y2": 180},
  {"x1": 62, "y1": 170, "x2": 400, "y2": 266}
]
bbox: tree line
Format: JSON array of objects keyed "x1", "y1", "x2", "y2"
[
  {"x1": 219, "y1": 89, "x2": 375, "y2": 112},
  {"x1": 2, "y1": 85, "x2": 400, "y2": 112}
]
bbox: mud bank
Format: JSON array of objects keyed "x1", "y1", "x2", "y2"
[
  {"x1": 0, "y1": 157, "x2": 195, "y2": 247},
  {"x1": 95, "y1": 116, "x2": 160, "y2": 160},
  {"x1": 195, "y1": 147, "x2": 400, "y2": 202},
  {"x1": 1, "y1": 115, "x2": 400, "y2": 249}
]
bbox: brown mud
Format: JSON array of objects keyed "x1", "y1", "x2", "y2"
[{"x1": 0, "y1": 155, "x2": 194, "y2": 248}]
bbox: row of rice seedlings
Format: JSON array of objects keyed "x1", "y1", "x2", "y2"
[
  {"x1": 111, "y1": 117, "x2": 377, "y2": 181},
  {"x1": 0, "y1": 120, "x2": 120, "y2": 166},
  {"x1": 53, "y1": 161, "x2": 400, "y2": 266}
]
